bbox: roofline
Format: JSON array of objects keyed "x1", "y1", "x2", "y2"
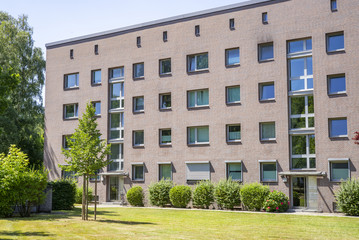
[{"x1": 45, "y1": 0, "x2": 284, "y2": 49}]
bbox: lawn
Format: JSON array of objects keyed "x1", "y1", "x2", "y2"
[{"x1": 0, "y1": 207, "x2": 358, "y2": 240}]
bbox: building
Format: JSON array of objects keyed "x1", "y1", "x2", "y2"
[{"x1": 44, "y1": 0, "x2": 359, "y2": 212}]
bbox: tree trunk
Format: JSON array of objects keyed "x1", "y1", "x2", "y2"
[
  {"x1": 86, "y1": 176, "x2": 89, "y2": 220},
  {"x1": 94, "y1": 176, "x2": 97, "y2": 220},
  {"x1": 82, "y1": 174, "x2": 86, "y2": 220}
]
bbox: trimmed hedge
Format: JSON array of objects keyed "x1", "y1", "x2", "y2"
[
  {"x1": 149, "y1": 180, "x2": 173, "y2": 207},
  {"x1": 75, "y1": 186, "x2": 94, "y2": 204},
  {"x1": 214, "y1": 179, "x2": 241, "y2": 210},
  {"x1": 169, "y1": 185, "x2": 192, "y2": 208},
  {"x1": 335, "y1": 178, "x2": 359, "y2": 216},
  {"x1": 193, "y1": 180, "x2": 214, "y2": 209},
  {"x1": 240, "y1": 182, "x2": 270, "y2": 211},
  {"x1": 127, "y1": 186, "x2": 144, "y2": 206},
  {"x1": 263, "y1": 190, "x2": 289, "y2": 212},
  {"x1": 49, "y1": 179, "x2": 77, "y2": 210}
]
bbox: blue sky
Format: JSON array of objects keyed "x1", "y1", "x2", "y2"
[{"x1": 2, "y1": 0, "x2": 247, "y2": 56}]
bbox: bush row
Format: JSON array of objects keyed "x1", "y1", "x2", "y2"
[{"x1": 126, "y1": 179, "x2": 289, "y2": 212}]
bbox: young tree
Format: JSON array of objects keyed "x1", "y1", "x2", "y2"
[{"x1": 61, "y1": 103, "x2": 111, "y2": 220}]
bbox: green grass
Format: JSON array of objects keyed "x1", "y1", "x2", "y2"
[{"x1": 0, "y1": 207, "x2": 358, "y2": 239}]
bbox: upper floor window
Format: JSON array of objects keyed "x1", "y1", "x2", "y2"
[
  {"x1": 109, "y1": 67, "x2": 124, "y2": 80},
  {"x1": 94, "y1": 44, "x2": 99, "y2": 55},
  {"x1": 159, "y1": 58, "x2": 171, "y2": 75},
  {"x1": 331, "y1": 0, "x2": 338, "y2": 11},
  {"x1": 163, "y1": 31, "x2": 168, "y2": 42},
  {"x1": 329, "y1": 118, "x2": 347, "y2": 138},
  {"x1": 226, "y1": 86, "x2": 241, "y2": 104},
  {"x1": 92, "y1": 102, "x2": 101, "y2": 116},
  {"x1": 291, "y1": 134, "x2": 315, "y2": 169},
  {"x1": 136, "y1": 36, "x2": 141, "y2": 47},
  {"x1": 64, "y1": 73, "x2": 79, "y2": 89},
  {"x1": 226, "y1": 124, "x2": 241, "y2": 142},
  {"x1": 259, "y1": 82, "x2": 275, "y2": 101},
  {"x1": 289, "y1": 57, "x2": 313, "y2": 91},
  {"x1": 225, "y1": 48, "x2": 240, "y2": 66},
  {"x1": 133, "y1": 62, "x2": 144, "y2": 79},
  {"x1": 188, "y1": 126, "x2": 209, "y2": 145},
  {"x1": 133, "y1": 130, "x2": 144, "y2": 147},
  {"x1": 258, "y1": 42, "x2": 273, "y2": 62},
  {"x1": 195, "y1": 25, "x2": 200, "y2": 36},
  {"x1": 288, "y1": 39, "x2": 312, "y2": 54},
  {"x1": 328, "y1": 74, "x2": 346, "y2": 95},
  {"x1": 92, "y1": 70, "x2": 101, "y2": 85},
  {"x1": 70, "y1": 49, "x2": 74, "y2": 59},
  {"x1": 260, "y1": 122, "x2": 276, "y2": 141},
  {"x1": 326, "y1": 32, "x2": 344, "y2": 53},
  {"x1": 109, "y1": 143, "x2": 123, "y2": 171},
  {"x1": 133, "y1": 96, "x2": 144, "y2": 113},
  {"x1": 109, "y1": 113, "x2": 124, "y2": 140},
  {"x1": 188, "y1": 89, "x2": 209, "y2": 108},
  {"x1": 64, "y1": 103, "x2": 78, "y2": 119},
  {"x1": 229, "y1": 18, "x2": 235, "y2": 30},
  {"x1": 188, "y1": 53, "x2": 208, "y2": 72},
  {"x1": 62, "y1": 135, "x2": 72, "y2": 150},
  {"x1": 159, "y1": 93, "x2": 171, "y2": 110},
  {"x1": 290, "y1": 95, "x2": 314, "y2": 129},
  {"x1": 262, "y1": 12, "x2": 268, "y2": 24},
  {"x1": 160, "y1": 129, "x2": 171, "y2": 145},
  {"x1": 110, "y1": 82, "x2": 124, "y2": 110}
]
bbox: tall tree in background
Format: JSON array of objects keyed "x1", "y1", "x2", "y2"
[{"x1": 0, "y1": 12, "x2": 45, "y2": 168}]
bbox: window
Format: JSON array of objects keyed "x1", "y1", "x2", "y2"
[
  {"x1": 329, "y1": 118, "x2": 347, "y2": 138},
  {"x1": 160, "y1": 129, "x2": 171, "y2": 145},
  {"x1": 110, "y1": 82, "x2": 124, "y2": 110},
  {"x1": 259, "y1": 82, "x2": 275, "y2": 101},
  {"x1": 225, "y1": 48, "x2": 240, "y2": 66},
  {"x1": 64, "y1": 73, "x2": 79, "y2": 89},
  {"x1": 90, "y1": 170, "x2": 100, "y2": 181},
  {"x1": 62, "y1": 135, "x2": 72, "y2": 149},
  {"x1": 327, "y1": 32, "x2": 344, "y2": 52},
  {"x1": 92, "y1": 102, "x2": 101, "y2": 116},
  {"x1": 159, "y1": 163, "x2": 172, "y2": 180},
  {"x1": 188, "y1": 89, "x2": 209, "y2": 108},
  {"x1": 136, "y1": 36, "x2": 141, "y2": 47},
  {"x1": 109, "y1": 113, "x2": 124, "y2": 140},
  {"x1": 260, "y1": 161, "x2": 277, "y2": 182},
  {"x1": 291, "y1": 134, "x2": 316, "y2": 169},
  {"x1": 186, "y1": 162, "x2": 210, "y2": 181},
  {"x1": 328, "y1": 74, "x2": 346, "y2": 95},
  {"x1": 109, "y1": 67, "x2": 124, "y2": 80},
  {"x1": 133, "y1": 130, "x2": 144, "y2": 147},
  {"x1": 108, "y1": 143, "x2": 123, "y2": 171},
  {"x1": 159, "y1": 58, "x2": 171, "y2": 75},
  {"x1": 329, "y1": 159, "x2": 349, "y2": 181},
  {"x1": 226, "y1": 162, "x2": 242, "y2": 181},
  {"x1": 290, "y1": 95, "x2": 314, "y2": 129},
  {"x1": 94, "y1": 44, "x2": 99, "y2": 55},
  {"x1": 262, "y1": 12, "x2": 268, "y2": 24},
  {"x1": 132, "y1": 164, "x2": 144, "y2": 181},
  {"x1": 133, "y1": 62, "x2": 144, "y2": 79},
  {"x1": 226, "y1": 124, "x2": 241, "y2": 142},
  {"x1": 187, "y1": 53, "x2": 208, "y2": 72},
  {"x1": 226, "y1": 86, "x2": 240, "y2": 104},
  {"x1": 64, "y1": 104, "x2": 78, "y2": 119},
  {"x1": 260, "y1": 122, "x2": 276, "y2": 141},
  {"x1": 258, "y1": 42, "x2": 273, "y2": 61},
  {"x1": 288, "y1": 39, "x2": 312, "y2": 54},
  {"x1": 159, "y1": 93, "x2": 171, "y2": 110},
  {"x1": 229, "y1": 18, "x2": 235, "y2": 30},
  {"x1": 188, "y1": 126, "x2": 209, "y2": 145},
  {"x1": 163, "y1": 31, "x2": 168, "y2": 42},
  {"x1": 92, "y1": 70, "x2": 101, "y2": 85},
  {"x1": 70, "y1": 49, "x2": 73, "y2": 59},
  {"x1": 195, "y1": 25, "x2": 200, "y2": 36},
  {"x1": 61, "y1": 169, "x2": 76, "y2": 179},
  {"x1": 331, "y1": 0, "x2": 337, "y2": 11},
  {"x1": 133, "y1": 96, "x2": 144, "y2": 112}
]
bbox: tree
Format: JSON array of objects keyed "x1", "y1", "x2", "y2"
[
  {"x1": 0, "y1": 12, "x2": 45, "y2": 168},
  {"x1": 353, "y1": 132, "x2": 359, "y2": 145},
  {"x1": 61, "y1": 103, "x2": 111, "y2": 220}
]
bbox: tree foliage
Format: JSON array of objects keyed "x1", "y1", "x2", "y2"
[{"x1": 0, "y1": 12, "x2": 45, "y2": 168}]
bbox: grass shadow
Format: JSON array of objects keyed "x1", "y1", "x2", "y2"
[
  {"x1": 0, "y1": 230, "x2": 54, "y2": 237},
  {"x1": 98, "y1": 219, "x2": 156, "y2": 225}
]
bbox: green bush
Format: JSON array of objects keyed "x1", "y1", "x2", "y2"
[
  {"x1": 240, "y1": 182, "x2": 270, "y2": 211},
  {"x1": 169, "y1": 185, "x2": 192, "y2": 208},
  {"x1": 263, "y1": 190, "x2": 289, "y2": 212},
  {"x1": 49, "y1": 178, "x2": 77, "y2": 210},
  {"x1": 75, "y1": 186, "x2": 94, "y2": 204},
  {"x1": 127, "y1": 186, "x2": 144, "y2": 206},
  {"x1": 148, "y1": 180, "x2": 173, "y2": 207},
  {"x1": 214, "y1": 179, "x2": 241, "y2": 210},
  {"x1": 335, "y1": 178, "x2": 359, "y2": 216},
  {"x1": 193, "y1": 180, "x2": 214, "y2": 209}
]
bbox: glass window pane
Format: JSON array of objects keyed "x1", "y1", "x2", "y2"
[
  {"x1": 189, "y1": 56, "x2": 196, "y2": 72},
  {"x1": 227, "y1": 86, "x2": 240, "y2": 103},
  {"x1": 290, "y1": 58, "x2": 305, "y2": 78},
  {"x1": 197, "y1": 90, "x2": 209, "y2": 106},
  {"x1": 160, "y1": 164, "x2": 172, "y2": 180},
  {"x1": 307, "y1": 57, "x2": 313, "y2": 75},
  {"x1": 226, "y1": 48, "x2": 240, "y2": 65},
  {"x1": 110, "y1": 114, "x2": 120, "y2": 128},
  {"x1": 260, "y1": 84, "x2": 274, "y2": 100},
  {"x1": 161, "y1": 130, "x2": 171, "y2": 144},
  {"x1": 290, "y1": 79, "x2": 305, "y2": 91},
  {"x1": 292, "y1": 135, "x2": 306, "y2": 155},
  {"x1": 111, "y1": 68, "x2": 124, "y2": 78},
  {"x1": 329, "y1": 76, "x2": 346, "y2": 94},
  {"x1": 110, "y1": 144, "x2": 120, "y2": 160},
  {"x1": 291, "y1": 118, "x2": 306, "y2": 129},
  {"x1": 135, "y1": 97, "x2": 144, "y2": 111},
  {"x1": 292, "y1": 158, "x2": 307, "y2": 169},
  {"x1": 291, "y1": 97, "x2": 305, "y2": 115},
  {"x1": 66, "y1": 74, "x2": 78, "y2": 88},
  {"x1": 110, "y1": 130, "x2": 120, "y2": 139},
  {"x1": 228, "y1": 125, "x2": 241, "y2": 141},
  {"x1": 262, "y1": 163, "x2": 276, "y2": 181},
  {"x1": 289, "y1": 40, "x2": 304, "y2": 53},
  {"x1": 261, "y1": 123, "x2": 275, "y2": 139},
  {"x1": 308, "y1": 96, "x2": 314, "y2": 113},
  {"x1": 134, "y1": 165, "x2": 144, "y2": 179},
  {"x1": 308, "y1": 117, "x2": 315, "y2": 128},
  {"x1": 188, "y1": 92, "x2": 196, "y2": 107},
  {"x1": 330, "y1": 119, "x2": 347, "y2": 137},
  {"x1": 65, "y1": 105, "x2": 74, "y2": 118},
  {"x1": 328, "y1": 34, "x2": 344, "y2": 52},
  {"x1": 307, "y1": 78, "x2": 313, "y2": 89},
  {"x1": 306, "y1": 39, "x2": 312, "y2": 50},
  {"x1": 228, "y1": 163, "x2": 241, "y2": 181},
  {"x1": 331, "y1": 0, "x2": 337, "y2": 11},
  {"x1": 134, "y1": 131, "x2": 144, "y2": 145},
  {"x1": 94, "y1": 102, "x2": 101, "y2": 115},
  {"x1": 310, "y1": 158, "x2": 316, "y2": 169},
  {"x1": 260, "y1": 44, "x2": 273, "y2": 60},
  {"x1": 109, "y1": 162, "x2": 119, "y2": 171},
  {"x1": 161, "y1": 59, "x2": 171, "y2": 74},
  {"x1": 189, "y1": 128, "x2": 196, "y2": 143},
  {"x1": 111, "y1": 83, "x2": 121, "y2": 98},
  {"x1": 309, "y1": 135, "x2": 315, "y2": 154},
  {"x1": 134, "y1": 64, "x2": 144, "y2": 78},
  {"x1": 93, "y1": 70, "x2": 101, "y2": 84},
  {"x1": 197, "y1": 127, "x2": 209, "y2": 143},
  {"x1": 111, "y1": 100, "x2": 120, "y2": 109},
  {"x1": 161, "y1": 95, "x2": 171, "y2": 109},
  {"x1": 197, "y1": 54, "x2": 208, "y2": 70},
  {"x1": 332, "y1": 162, "x2": 349, "y2": 180}
]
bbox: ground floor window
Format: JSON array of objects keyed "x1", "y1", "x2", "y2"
[
  {"x1": 159, "y1": 163, "x2": 172, "y2": 180},
  {"x1": 260, "y1": 161, "x2": 277, "y2": 182},
  {"x1": 226, "y1": 162, "x2": 242, "y2": 181},
  {"x1": 132, "y1": 164, "x2": 144, "y2": 181},
  {"x1": 329, "y1": 159, "x2": 350, "y2": 182},
  {"x1": 186, "y1": 162, "x2": 210, "y2": 181}
]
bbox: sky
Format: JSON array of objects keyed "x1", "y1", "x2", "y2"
[{"x1": 2, "y1": 0, "x2": 248, "y2": 56}]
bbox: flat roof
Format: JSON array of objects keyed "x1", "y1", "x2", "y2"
[{"x1": 46, "y1": 0, "x2": 279, "y2": 49}]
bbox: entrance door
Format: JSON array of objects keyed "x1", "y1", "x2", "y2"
[
  {"x1": 108, "y1": 176, "x2": 125, "y2": 202},
  {"x1": 292, "y1": 177, "x2": 306, "y2": 207}
]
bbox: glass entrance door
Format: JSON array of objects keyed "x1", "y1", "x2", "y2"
[
  {"x1": 109, "y1": 176, "x2": 119, "y2": 201},
  {"x1": 292, "y1": 177, "x2": 306, "y2": 207}
]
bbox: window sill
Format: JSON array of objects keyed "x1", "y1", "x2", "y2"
[
  {"x1": 259, "y1": 99, "x2": 275, "y2": 103},
  {"x1": 261, "y1": 181, "x2": 278, "y2": 183},
  {"x1": 109, "y1": 77, "x2": 124, "y2": 82},
  {"x1": 133, "y1": 77, "x2": 145, "y2": 80},
  {"x1": 159, "y1": 108, "x2": 172, "y2": 112},
  {"x1": 188, "y1": 143, "x2": 210, "y2": 147},
  {"x1": 187, "y1": 69, "x2": 209, "y2": 75},
  {"x1": 188, "y1": 105, "x2": 210, "y2": 110},
  {"x1": 133, "y1": 145, "x2": 145, "y2": 149},
  {"x1": 91, "y1": 83, "x2": 102, "y2": 87},
  {"x1": 159, "y1": 73, "x2": 172, "y2": 77},
  {"x1": 64, "y1": 117, "x2": 78, "y2": 121},
  {"x1": 260, "y1": 139, "x2": 277, "y2": 143},
  {"x1": 89, "y1": 179, "x2": 101, "y2": 182},
  {"x1": 64, "y1": 87, "x2": 79, "y2": 91},
  {"x1": 226, "y1": 101, "x2": 241, "y2": 106},
  {"x1": 132, "y1": 179, "x2": 144, "y2": 183},
  {"x1": 327, "y1": 49, "x2": 345, "y2": 55},
  {"x1": 227, "y1": 140, "x2": 242, "y2": 145},
  {"x1": 133, "y1": 110, "x2": 145, "y2": 114},
  {"x1": 258, "y1": 58, "x2": 274, "y2": 63},
  {"x1": 94, "y1": 115, "x2": 101, "y2": 118},
  {"x1": 290, "y1": 168, "x2": 317, "y2": 171},
  {"x1": 160, "y1": 144, "x2": 172, "y2": 148},
  {"x1": 225, "y1": 63, "x2": 240, "y2": 69},
  {"x1": 328, "y1": 92, "x2": 347, "y2": 98},
  {"x1": 330, "y1": 136, "x2": 349, "y2": 141}
]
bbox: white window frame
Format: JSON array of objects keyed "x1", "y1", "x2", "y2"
[
  {"x1": 289, "y1": 95, "x2": 315, "y2": 130},
  {"x1": 64, "y1": 103, "x2": 78, "y2": 119},
  {"x1": 328, "y1": 158, "x2": 350, "y2": 182},
  {"x1": 133, "y1": 62, "x2": 144, "y2": 79},
  {"x1": 259, "y1": 160, "x2": 277, "y2": 182},
  {"x1": 226, "y1": 124, "x2": 241, "y2": 142},
  {"x1": 327, "y1": 74, "x2": 346, "y2": 95},
  {"x1": 225, "y1": 48, "x2": 240, "y2": 66},
  {"x1": 92, "y1": 101, "x2": 101, "y2": 116},
  {"x1": 187, "y1": 53, "x2": 208, "y2": 72},
  {"x1": 259, "y1": 82, "x2": 275, "y2": 101},
  {"x1": 225, "y1": 160, "x2": 242, "y2": 182},
  {"x1": 260, "y1": 122, "x2": 276, "y2": 141},
  {"x1": 188, "y1": 126, "x2": 209, "y2": 145},
  {"x1": 133, "y1": 96, "x2": 144, "y2": 113},
  {"x1": 159, "y1": 58, "x2": 171, "y2": 75},
  {"x1": 158, "y1": 162, "x2": 172, "y2": 181},
  {"x1": 329, "y1": 118, "x2": 348, "y2": 138},
  {"x1": 159, "y1": 93, "x2": 171, "y2": 110},
  {"x1": 109, "y1": 82, "x2": 124, "y2": 111},
  {"x1": 91, "y1": 69, "x2": 101, "y2": 85},
  {"x1": 131, "y1": 163, "x2": 144, "y2": 181},
  {"x1": 109, "y1": 112, "x2": 124, "y2": 141},
  {"x1": 108, "y1": 143, "x2": 124, "y2": 171},
  {"x1": 187, "y1": 89, "x2": 209, "y2": 108},
  {"x1": 64, "y1": 73, "x2": 79, "y2": 89},
  {"x1": 326, "y1": 32, "x2": 344, "y2": 53},
  {"x1": 290, "y1": 134, "x2": 316, "y2": 170},
  {"x1": 109, "y1": 67, "x2": 124, "y2": 81},
  {"x1": 159, "y1": 129, "x2": 172, "y2": 146},
  {"x1": 133, "y1": 130, "x2": 144, "y2": 147},
  {"x1": 226, "y1": 85, "x2": 241, "y2": 104}
]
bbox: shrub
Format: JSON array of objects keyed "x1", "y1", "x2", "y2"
[
  {"x1": 335, "y1": 178, "x2": 359, "y2": 216},
  {"x1": 240, "y1": 182, "x2": 270, "y2": 211},
  {"x1": 148, "y1": 180, "x2": 173, "y2": 207},
  {"x1": 169, "y1": 185, "x2": 192, "y2": 208},
  {"x1": 50, "y1": 178, "x2": 77, "y2": 210},
  {"x1": 193, "y1": 180, "x2": 215, "y2": 209},
  {"x1": 127, "y1": 186, "x2": 144, "y2": 206},
  {"x1": 263, "y1": 190, "x2": 289, "y2": 212},
  {"x1": 75, "y1": 186, "x2": 94, "y2": 204},
  {"x1": 214, "y1": 179, "x2": 241, "y2": 210}
]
